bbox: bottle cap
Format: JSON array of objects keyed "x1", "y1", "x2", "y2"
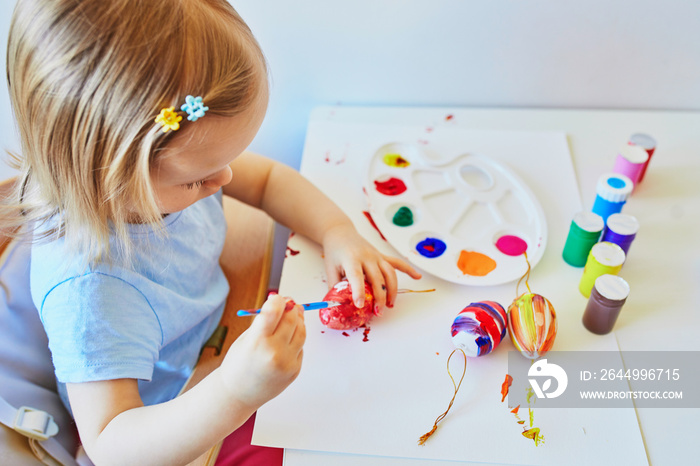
[
  {"x1": 605, "y1": 213, "x2": 639, "y2": 236},
  {"x1": 629, "y1": 133, "x2": 656, "y2": 151},
  {"x1": 573, "y1": 211, "x2": 605, "y2": 234},
  {"x1": 590, "y1": 241, "x2": 626, "y2": 267},
  {"x1": 596, "y1": 173, "x2": 633, "y2": 203},
  {"x1": 618, "y1": 145, "x2": 649, "y2": 164},
  {"x1": 594, "y1": 274, "x2": 630, "y2": 301}
]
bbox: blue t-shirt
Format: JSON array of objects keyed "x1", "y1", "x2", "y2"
[{"x1": 30, "y1": 193, "x2": 229, "y2": 411}]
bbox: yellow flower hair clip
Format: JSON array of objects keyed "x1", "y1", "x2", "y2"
[
  {"x1": 154, "y1": 96, "x2": 209, "y2": 133},
  {"x1": 155, "y1": 107, "x2": 182, "y2": 133}
]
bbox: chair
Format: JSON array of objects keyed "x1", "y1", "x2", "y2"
[{"x1": 0, "y1": 177, "x2": 274, "y2": 465}]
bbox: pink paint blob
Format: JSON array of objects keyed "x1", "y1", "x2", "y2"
[{"x1": 496, "y1": 235, "x2": 528, "y2": 256}]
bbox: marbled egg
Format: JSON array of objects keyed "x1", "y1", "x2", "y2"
[
  {"x1": 451, "y1": 301, "x2": 508, "y2": 357},
  {"x1": 507, "y1": 293, "x2": 557, "y2": 359}
]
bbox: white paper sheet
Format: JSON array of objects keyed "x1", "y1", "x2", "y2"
[{"x1": 254, "y1": 122, "x2": 647, "y2": 465}]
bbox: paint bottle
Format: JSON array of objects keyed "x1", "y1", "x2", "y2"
[
  {"x1": 629, "y1": 133, "x2": 656, "y2": 183},
  {"x1": 601, "y1": 213, "x2": 639, "y2": 257},
  {"x1": 612, "y1": 145, "x2": 648, "y2": 189},
  {"x1": 579, "y1": 242, "x2": 626, "y2": 298},
  {"x1": 591, "y1": 173, "x2": 633, "y2": 224},
  {"x1": 582, "y1": 274, "x2": 630, "y2": 335},
  {"x1": 562, "y1": 211, "x2": 605, "y2": 267}
]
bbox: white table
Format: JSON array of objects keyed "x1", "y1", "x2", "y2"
[{"x1": 265, "y1": 107, "x2": 700, "y2": 466}]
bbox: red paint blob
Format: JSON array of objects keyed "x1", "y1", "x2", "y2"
[
  {"x1": 495, "y1": 235, "x2": 528, "y2": 256},
  {"x1": 374, "y1": 177, "x2": 407, "y2": 196}
]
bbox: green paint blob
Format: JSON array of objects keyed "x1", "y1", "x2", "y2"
[{"x1": 392, "y1": 206, "x2": 414, "y2": 227}]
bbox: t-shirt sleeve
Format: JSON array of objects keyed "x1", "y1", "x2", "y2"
[{"x1": 39, "y1": 272, "x2": 163, "y2": 384}]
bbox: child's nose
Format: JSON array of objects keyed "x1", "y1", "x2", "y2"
[{"x1": 210, "y1": 165, "x2": 233, "y2": 188}]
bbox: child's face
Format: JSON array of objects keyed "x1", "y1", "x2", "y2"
[{"x1": 150, "y1": 91, "x2": 267, "y2": 215}]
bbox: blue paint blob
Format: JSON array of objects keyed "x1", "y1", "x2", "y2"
[
  {"x1": 416, "y1": 237, "x2": 447, "y2": 258},
  {"x1": 607, "y1": 177, "x2": 626, "y2": 189}
]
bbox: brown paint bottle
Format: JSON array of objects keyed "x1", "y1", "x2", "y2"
[{"x1": 582, "y1": 274, "x2": 630, "y2": 335}]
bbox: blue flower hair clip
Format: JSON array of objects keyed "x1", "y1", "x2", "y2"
[{"x1": 181, "y1": 95, "x2": 209, "y2": 122}]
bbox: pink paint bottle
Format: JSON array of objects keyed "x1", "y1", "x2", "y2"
[
  {"x1": 612, "y1": 145, "x2": 648, "y2": 189},
  {"x1": 629, "y1": 133, "x2": 657, "y2": 183},
  {"x1": 582, "y1": 274, "x2": 630, "y2": 335}
]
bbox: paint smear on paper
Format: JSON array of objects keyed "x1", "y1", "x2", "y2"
[
  {"x1": 458, "y1": 250, "x2": 497, "y2": 276},
  {"x1": 511, "y1": 405, "x2": 520, "y2": 414},
  {"x1": 362, "y1": 211, "x2": 387, "y2": 241},
  {"x1": 526, "y1": 386, "x2": 536, "y2": 405},
  {"x1": 500, "y1": 374, "x2": 513, "y2": 402},
  {"x1": 416, "y1": 237, "x2": 447, "y2": 258},
  {"x1": 362, "y1": 326, "x2": 371, "y2": 342},
  {"x1": 374, "y1": 177, "x2": 407, "y2": 196},
  {"x1": 383, "y1": 153, "x2": 411, "y2": 168},
  {"x1": 522, "y1": 427, "x2": 545, "y2": 446},
  {"x1": 496, "y1": 235, "x2": 528, "y2": 256},
  {"x1": 285, "y1": 246, "x2": 300, "y2": 257},
  {"x1": 392, "y1": 206, "x2": 414, "y2": 226}
]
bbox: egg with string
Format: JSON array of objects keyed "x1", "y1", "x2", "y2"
[
  {"x1": 451, "y1": 301, "x2": 508, "y2": 357},
  {"x1": 319, "y1": 279, "x2": 375, "y2": 330},
  {"x1": 507, "y1": 293, "x2": 557, "y2": 359}
]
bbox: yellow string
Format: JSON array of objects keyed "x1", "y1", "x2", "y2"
[
  {"x1": 397, "y1": 288, "x2": 436, "y2": 294},
  {"x1": 418, "y1": 348, "x2": 467, "y2": 445},
  {"x1": 515, "y1": 251, "x2": 532, "y2": 297}
]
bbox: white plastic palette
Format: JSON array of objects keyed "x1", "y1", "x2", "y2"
[{"x1": 366, "y1": 142, "x2": 547, "y2": 285}]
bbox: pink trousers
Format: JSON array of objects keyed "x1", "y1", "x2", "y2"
[{"x1": 215, "y1": 413, "x2": 283, "y2": 466}]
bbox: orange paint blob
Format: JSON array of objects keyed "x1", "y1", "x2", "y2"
[
  {"x1": 500, "y1": 374, "x2": 513, "y2": 402},
  {"x1": 457, "y1": 250, "x2": 497, "y2": 276},
  {"x1": 511, "y1": 405, "x2": 520, "y2": 414}
]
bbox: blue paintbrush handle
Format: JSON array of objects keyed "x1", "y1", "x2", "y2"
[{"x1": 236, "y1": 301, "x2": 340, "y2": 317}]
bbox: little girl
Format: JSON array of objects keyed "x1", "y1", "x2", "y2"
[{"x1": 3, "y1": 0, "x2": 420, "y2": 464}]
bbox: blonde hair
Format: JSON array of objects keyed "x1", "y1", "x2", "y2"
[{"x1": 3, "y1": 0, "x2": 267, "y2": 264}]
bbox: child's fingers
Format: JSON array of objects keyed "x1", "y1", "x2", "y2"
[
  {"x1": 385, "y1": 255, "x2": 422, "y2": 280},
  {"x1": 363, "y1": 264, "x2": 387, "y2": 314},
  {"x1": 379, "y1": 260, "x2": 399, "y2": 308},
  {"x1": 343, "y1": 264, "x2": 366, "y2": 308},
  {"x1": 289, "y1": 309, "x2": 306, "y2": 350},
  {"x1": 273, "y1": 301, "x2": 303, "y2": 343},
  {"x1": 325, "y1": 263, "x2": 342, "y2": 291},
  {"x1": 252, "y1": 294, "x2": 286, "y2": 335}
]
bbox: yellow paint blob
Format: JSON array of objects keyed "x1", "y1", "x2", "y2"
[
  {"x1": 382, "y1": 153, "x2": 411, "y2": 168},
  {"x1": 457, "y1": 250, "x2": 497, "y2": 276}
]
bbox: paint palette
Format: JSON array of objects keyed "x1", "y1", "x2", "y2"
[{"x1": 365, "y1": 142, "x2": 547, "y2": 285}]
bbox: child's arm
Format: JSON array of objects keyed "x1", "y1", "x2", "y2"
[
  {"x1": 67, "y1": 294, "x2": 304, "y2": 465},
  {"x1": 224, "y1": 152, "x2": 421, "y2": 312}
]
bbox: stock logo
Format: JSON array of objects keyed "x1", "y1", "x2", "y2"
[{"x1": 528, "y1": 359, "x2": 568, "y2": 399}]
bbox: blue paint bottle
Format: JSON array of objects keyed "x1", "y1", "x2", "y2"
[{"x1": 591, "y1": 173, "x2": 633, "y2": 223}]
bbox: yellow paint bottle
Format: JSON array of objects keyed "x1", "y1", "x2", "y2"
[{"x1": 578, "y1": 242, "x2": 625, "y2": 297}]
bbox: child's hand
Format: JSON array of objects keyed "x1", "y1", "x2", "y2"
[
  {"x1": 322, "y1": 224, "x2": 422, "y2": 314},
  {"x1": 219, "y1": 294, "x2": 305, "y2": 410}
]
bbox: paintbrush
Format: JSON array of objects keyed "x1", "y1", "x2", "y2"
[{"x1": 236, "y1": 301, "x2": 342, "y2": 317}]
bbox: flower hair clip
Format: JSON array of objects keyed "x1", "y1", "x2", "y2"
[
  {"x1": 181, "y1": 95, "x2": 209, "y2": 121},
  {"x1": 154, "y1": 95, "x2": 208, "y2": 133}
]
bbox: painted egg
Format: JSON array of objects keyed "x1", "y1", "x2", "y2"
[
  {"x1": 451, "y1": 301, "x2": 507, "y2": 357},
  {"x1": 507, "y1": 293, "x2": 557, "y2": 359},
  {"x1": 319, "y1": 279, "x2": 375, "y2": 330}
]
